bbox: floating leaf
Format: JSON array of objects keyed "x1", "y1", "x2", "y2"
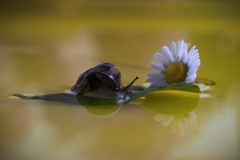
[
  {"x1": 124, "y1": 83, "x2": 201, "y2": 104},
  {"x1": 8, "y1": 94, "x2": 38, "y2": 100}
]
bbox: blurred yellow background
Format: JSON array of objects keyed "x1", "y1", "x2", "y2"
[{"x1": 0, "y1": 1, "x2": 240, "y2": 160}]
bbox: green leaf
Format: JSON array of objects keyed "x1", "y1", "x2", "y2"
[
  {"x1": 124, "y1": 83, "x2": 201, "y2": 104},
  {"x1": 8, "y1": 94, "x2": 38, "y2": 100}
]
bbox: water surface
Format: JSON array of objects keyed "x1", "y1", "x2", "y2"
[{"x1": 0, "y1": 1, "x2": 240, "y2": 160}]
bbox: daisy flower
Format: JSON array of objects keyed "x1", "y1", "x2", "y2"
[
  {"x1": 147, "y1": 40, "x2": 200, "y2": 87},
  {"x1": 154, "y1": 111, "x2": 199, "y2": 136}
]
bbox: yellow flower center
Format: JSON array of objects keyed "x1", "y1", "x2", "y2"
[{"x1": 166, "y1": 62, "x2": 188, "y2": 84}]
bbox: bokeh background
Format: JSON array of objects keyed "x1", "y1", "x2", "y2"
[{"x1": 0, "y1": 1, "x2": 240, "y2": 160}]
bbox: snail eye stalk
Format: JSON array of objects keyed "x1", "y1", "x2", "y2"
[{"x1": 122, "y1": 76, "x2": 139, "y2": 100}]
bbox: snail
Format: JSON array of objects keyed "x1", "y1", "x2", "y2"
[{"x1": 71, "y1": 63, "x2": 139, "y2": 99}]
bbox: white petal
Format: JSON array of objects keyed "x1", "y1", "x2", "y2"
[
  {"x1": 170, "y1": 42, "x2": 177, "y2": 60},
  {"x1": 191, "y1": 114, "x2": 197, "y2": 120},
  {"x1": 182, "y1": 117, "x2": 189, "y2": 133},
  {"x1": 187, "y1": 112, "x2": 199, "y2": 134},
  {"x1": 154, "y1": 114, "x2": 167, "y2": 122},
  {"x1": 188, "y1": 52, "x2": 199, "y2": 65},
  {"x1": 187, "y1": 46, "x2": 197, "y2": 60},
  {"x1": 185, "y1": 75, "x2": 196, "y2": 83},
  {"x1": 189, "y1": 111, "x2": 197, "y2": 119},
  {"x1": 150, "y1": 62, "x2": 166, "y2": 71},
  {"x1": 176, "y1": 119, "x2": 184, "y2": 136},
  {"x1": 147, "y1": 73, "x2": 166, "y2": 82},
  {"x1": 161, "y1": 115, "x2": 174, "y2": 126},
  {"x1": 187, "y1": 74, "x2": 197, "y2": 79},
  {"x1": 150, "y1": 80, "x2": 167, "y2": 87},
  {"x1": 171, "y1": 119, "x2": 177, "y2": 133},
  {"x1": 154, "y1": 52, "x2": 170, "y2": 66},
  {"x1": 187, "y1": 52, "x2": 200, "y2": 67},
  {"x1": 147, "y1": 73, "x2": 165, "y2": 81},
  {"x1": 182, "y1": 42, "x2": 189, "y2": 63},
  {"x1": 146, "y1": 76, "x2": 163, "y2": 82},
  {"x1": 190, "y1": 61, "x2": 200, "y2": 70},
  {"x1": 162, "y1": 46, "x2": 174, "y2": 63},
  {"x1": 148, "y1": 72, "x2": 165, "y2": 79},
  {"x1": 147, "y1": 72, "x2": 161, "y2": 77},
  {"x1": 176, "y1": 40, "x2": 184, "y2": 62},
  {"x1": 188, "y1": 57, "x2": 199, "y2": 67},
  {"x1": 187, "y1": 68, "x2": 197, "y2": 76}
]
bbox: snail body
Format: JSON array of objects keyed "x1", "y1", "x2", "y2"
[{"x1": 71, "y1": 63, "x2": 138, "y2": 99}]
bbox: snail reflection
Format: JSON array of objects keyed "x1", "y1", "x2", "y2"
[{"x1": 76, "y1": 95, "x2": 121, "y2": 118}]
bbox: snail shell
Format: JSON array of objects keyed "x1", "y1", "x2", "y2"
[{"x1": 71, "y1": 63, "x2": 138, "y2": 99}]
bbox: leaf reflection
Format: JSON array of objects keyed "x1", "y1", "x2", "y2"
[{"x1": 9, "y1": 93, "x2": 122, "y2": 118}]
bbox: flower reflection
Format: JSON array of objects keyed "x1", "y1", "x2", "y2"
[
  {"x1": 154, "y1": 111, "x2": 198, "y2": 136},
  {"x1": 141, "y1": 90, "x2": 200, "y2": 136}
]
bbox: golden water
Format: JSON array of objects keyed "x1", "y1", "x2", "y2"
[{"x1": 0, "y1": 1, "x2": 240, "y2": 160}]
